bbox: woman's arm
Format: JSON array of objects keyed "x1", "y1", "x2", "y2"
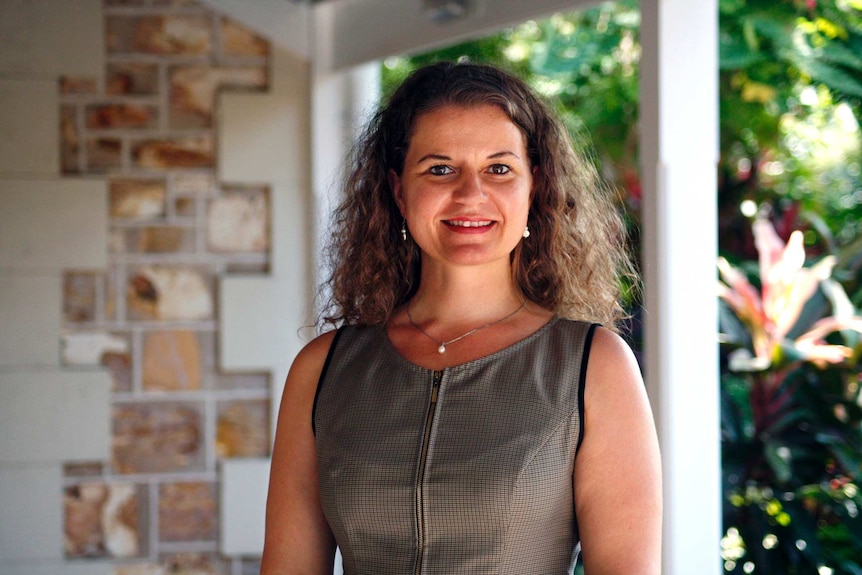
[
  {"x1": 574, "y1": 326, "x2": 663, "y2": 574},
  {"x1": 260, "y1": 331, "x2": 338, "y2": 574}
]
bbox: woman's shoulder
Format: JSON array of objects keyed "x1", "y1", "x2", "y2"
[
  {"x1": 581, "y1": 325, "x2": 645, "y2": 409},
  {"x1": 588, "y1": 325, "x2": 638, "y2": 366},
  {"x1": 299, "y1": 328, "x2": 340, "y2": 358},
  {"x1": 287, "y1": 329, "x2": 341, "y2": 390},
  {"x1": 551, "y1": 319, "x2": 633, "y2": 357}
]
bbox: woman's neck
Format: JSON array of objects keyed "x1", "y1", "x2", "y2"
[{"x1": 408, "y1": 261, "x2": 522, "y2": 324}]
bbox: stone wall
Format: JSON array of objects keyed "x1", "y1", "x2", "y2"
[
  {"x1": 61, "y1": 2, "x2": 270, "y2": 573},
  {"x1": 1, "y1": 0, "x2": 312, "y2": 573}
]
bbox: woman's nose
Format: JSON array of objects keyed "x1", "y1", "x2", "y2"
[{"x1": 453, "y1": 171, "x2": 485, "y2": 203}]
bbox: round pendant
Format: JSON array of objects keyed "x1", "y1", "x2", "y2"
[{"x1": 437, "y1": 344, "x2": 446, "y2": 354}]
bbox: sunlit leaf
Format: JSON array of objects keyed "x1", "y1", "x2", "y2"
[{"x1": 794, "y1": 55, "x2": 862, "y2": 97}]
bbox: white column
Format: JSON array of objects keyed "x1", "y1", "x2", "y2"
[
  {"x1": 310, "y1": 58, "x2": 381, "y2": 300},
  {"x1": 639, "y1": 1, "x2": 721, "y2": 573}
]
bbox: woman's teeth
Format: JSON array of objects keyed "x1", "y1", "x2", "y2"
[{"x1": 446, "y1": 220, "x2": 492, "y2": 227}]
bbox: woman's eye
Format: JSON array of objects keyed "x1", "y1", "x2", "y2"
[
  {"x1": 428, "y1": 165, "x2": 454, "y2": 176},
  {"x1": 488, "y1": 164, "x2": 511, "y2": 175}
]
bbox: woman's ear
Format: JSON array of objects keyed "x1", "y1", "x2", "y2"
[{"x1": 388, "y1": 168, "x2": 406, "y2": 214}]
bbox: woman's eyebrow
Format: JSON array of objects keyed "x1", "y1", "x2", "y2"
[
  {"x1": 416, "y1": 150, "x2": 521, "y2": 163},
  {"x1": 416, "y1": 153, "x2": 451, "y2": 164},
  {"x1": 488, "y1": 150, "x2": 520, "y2": 160}
]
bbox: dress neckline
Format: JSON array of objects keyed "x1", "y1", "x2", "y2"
[{"x1": 377, "y1": 315, "x2": 562, "y2": 373}]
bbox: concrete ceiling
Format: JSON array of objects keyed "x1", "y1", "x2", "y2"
[{"x1": 203, "y1": 0, "x2": 596, "y2": 71}]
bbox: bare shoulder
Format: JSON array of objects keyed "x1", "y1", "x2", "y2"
[
  {"x1": 295, "y1": 329, "x2": 339, "y2": 370},
  {"x1": 586, "y1": 325, "x2": 642, "y2": 385},
  {"x1": 580, "y1": 325, "x2": 655, "y2": 456},
  {"x1": 285, "y1": 329, "x2": 339, "y2": 396},
  {"x1": 585, "y1": 327, "x2": 646, "y2": 400}
]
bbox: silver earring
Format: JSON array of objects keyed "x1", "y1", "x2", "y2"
[
  {"x1": 523, "y1": 225, "x2": 530, "y2": 239},
  {"x1": 401, "y1": 219, "x2": 407, "y2": 242}
]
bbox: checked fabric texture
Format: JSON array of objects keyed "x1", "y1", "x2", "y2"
[{"x1": 314, "y1": 318, "x2": 595, "y2": 575}]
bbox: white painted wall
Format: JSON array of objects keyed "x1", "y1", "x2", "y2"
[{"x1": 0, "y1": 2, "x2": 111, "y2": 573}]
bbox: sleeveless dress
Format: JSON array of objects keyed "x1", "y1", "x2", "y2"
[{"x1": 313, "y1": 317, "x2": 596, "y2": 575}]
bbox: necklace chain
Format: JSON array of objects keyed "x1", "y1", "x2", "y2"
[{"x1": 405, "y1": 301, "x2": 525, "y2": 354}]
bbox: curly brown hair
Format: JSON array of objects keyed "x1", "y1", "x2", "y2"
[{"x1": 321, "y1": 61, "x2": 636, "y2": 332}]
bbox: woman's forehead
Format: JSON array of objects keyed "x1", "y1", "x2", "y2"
[{"x1": 406, "y1": 104, "x2": 527, "y2": 153}]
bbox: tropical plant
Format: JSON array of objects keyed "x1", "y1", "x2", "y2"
[{"x1": 719, "y1": 217, "x2": 862, "y2": 574}]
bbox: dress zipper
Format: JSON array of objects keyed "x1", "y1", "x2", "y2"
[{"x1": 415, "y1": 370, "x2": 443, "y2": 575}]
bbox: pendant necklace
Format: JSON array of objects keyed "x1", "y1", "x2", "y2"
[{"x1": 406, "y1": 300, "x2": 525, "y2": 354}]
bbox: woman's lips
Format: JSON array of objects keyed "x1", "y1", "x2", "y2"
[{"x1": 443, "y1": 219, "x2": 495, "y2": 233}]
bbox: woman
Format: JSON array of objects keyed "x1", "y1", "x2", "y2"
[{"x1": 262, "y1": 61, "x2": 661, "y2": 574}]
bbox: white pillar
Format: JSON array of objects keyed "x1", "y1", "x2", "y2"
[
  {"x1": 639, "y1": 1, "x2": 721, "y2": 573},
  {"x1": 310, "y1": 59, "x2": 381, "y2": 300}
]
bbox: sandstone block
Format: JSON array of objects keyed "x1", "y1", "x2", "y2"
[
  {"x1": 106, "y1": 63, "x2": 159, "y2": 95},
  {"x1": 158, "y1": 482, "x2": 217, "y2": 542},
  {"x1": 143, "y1": 330, "x2": 202, "y2": 392},
  {"x1": 170, "y1": 66, "x2": 267, "y2": 129},
  {"x1": 86, "y1": 137, "x2": 122, "y2": 171},
  {"x1": 207, "y1": 188, "x2": 269, "y2": 253},
  {"x1": 61, "y1": 332, "x2": 129, "y2": 365},
  {"x1": 216, "y1": 399, "x2": 270, "y2": 458},
  {"x1": 64, "y1": 481, "x2": 146, "y2": 559},
  {"x1": 64, "y1": 461, "x2": 105, "y2": 478},
  {"x1": 110, "y1": 178, "x2": 167, "y2": 219},
  {"x1": 174, "y1": 196, "x2": 197, "y2": 217},
  {"x1": 112, "y1": 403, "x2": 204, "y2": 474},
  {"x1": 60, "y1": 76, "x2": 98, "y2": 95},
  {"x1": 61, "y1": 331, "x2": 132, "y2": 392},
  {"x1": 61, "y1": 105, "x2": 81, "y2": 173},
  {"x1": 64, "y1": 271, "x2": 99, "y2": 323},
  {"x1": 106, "y1": 15, "x2": 212, "y2": 56},
  {"x1": 172, "y1": 172, "x2": 216, "y2": 196},
  {"x1": 126, "y1": 266, "x2": 214, "y2": 321},
  {"x1": 86, "y1": 104, "x2": 158, "y2": 130},
  {"x1": 104, "y1": 351, "x2": 133, "y2": 392},
  {"x1": 126, "y1": 226, "x2": 195, "y2": 253},
  {"x1": 132, "y1": 136, "x2": 214, "y2": 169},
  {"x1": 158, "y1": 552, "x2": 230, "y2": 575}
]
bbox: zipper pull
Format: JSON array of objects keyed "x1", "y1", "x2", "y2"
[{"x1": 431, "y1": 370, "x2": 442, "y2": 403}]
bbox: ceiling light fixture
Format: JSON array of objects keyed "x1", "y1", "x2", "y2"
[{"x1": 422, "y1": 0, "x2": 471, "y2": 23}]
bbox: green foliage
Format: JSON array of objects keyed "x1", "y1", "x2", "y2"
[
  {"x1": 717, "y1": 22, "x2": 862, "y2": 572},
  {"x1": 721, "y1": 360, "x2": 862, "y2": 574},
  {"x1": 718, "y1": 0, "x2": 862, "y2": 258}
]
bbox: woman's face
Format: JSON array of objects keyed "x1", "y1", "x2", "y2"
[{"x1": 390, "y1": 104, "x2": 533, "y2": 270}]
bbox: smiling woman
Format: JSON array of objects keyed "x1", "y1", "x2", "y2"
[
  {"x1": 389, "y1": 104, "x2": 533, "y2": 269},
  {"x1": 261, "y1": 61, "x2": 662, "y2": 575}
]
